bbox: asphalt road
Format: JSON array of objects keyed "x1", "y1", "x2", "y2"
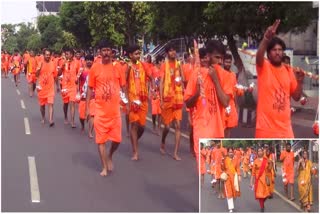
[
  {"x1": 201, "y1": 163, "x2": 319, "y2": 213},
  {"x1": 1, "y1": 75, "x2": 199, "y2": 212},
  {"x1": 201, "y1": 172, "x2": 299, "y2": 213}
]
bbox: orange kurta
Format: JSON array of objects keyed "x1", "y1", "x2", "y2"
[
  {"x1": 256, "y1": 60, "x2": 298, "y2": 138},
  {"x1": 182, "y1": 63, "x2": 194, "y2": 85},
  {"x1": 61, "y1": 60, "x2": 80, "y2": 103},
  {"x1": 280, "y1": 150, "x2": 295, "y2": 184},
  {"x1": 88, "y1": 62, "x2": 125, "y2": 144},
  {"x1": 224, "y1": 156, "x2": 241, "y2": 198},
  {"x1": 252, "y1": 158, "x2": 270, "y2": 199}
]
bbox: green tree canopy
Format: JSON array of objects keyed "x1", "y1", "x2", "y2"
[
  {"x1": 204, "y1": 2, "x2": 318, "y2": 73},
  {"x1": 84, "y1": 1, "x2": 153, "y2": 46},
  {"x1": 59, "y1": 2, "x2": 92, "y2": 48},
  {"x1": 37, "y1": 15, "x2": 63, "y2": 52}
]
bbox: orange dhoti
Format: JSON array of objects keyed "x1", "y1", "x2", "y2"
[
  {"x1": 151, "y1": 98, "x2": 161, "y2": 115},
  {"x1": 129, "y1": 101, "x2": 148, "y2": 126},
  {"x1": 161, "y1": 101, "x2": 182, "y2": 125},
  {"x1": 94, "y1": 115, "x2": 122, "y2": 144},
  {"x1": 27, "y1": 73, "x2": 37, "y2": 84},
  {"x1": 89, "y1": 99, "x2": 95, "y2": 116},
  {"x1": 78, "y1": 100, "x2": 86, "y2": 119},
  {"x1": 61, "y1": 87, "x2": 77, "y2": 103}
]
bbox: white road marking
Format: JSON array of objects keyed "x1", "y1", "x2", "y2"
[
  {"x1": 24, "y1": 117, "x2": 31, "y2": 135},
  {"x1": 28, "y1": 156, "x2": 40, "y2": 203},
  {"x1": 146, "y1": 117, "x2": 189, "y2": 139},
  {"x1": 16, "y1": 89, "x2": 21, "y2": 95},
  {"x1": 273, "y1": 189, "x2": 302, "y2": 212},
  {"x1": 21, "y1": 99, "x2": 26, "y2": 109}
]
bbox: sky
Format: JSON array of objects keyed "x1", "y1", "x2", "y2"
[{"x1": 1, "y1": 1, "x2": 38, "y2": 25}]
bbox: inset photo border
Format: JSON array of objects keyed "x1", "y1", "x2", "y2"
[{"x1": 199, "y1": 139, "x2": 319, "y2": 213}]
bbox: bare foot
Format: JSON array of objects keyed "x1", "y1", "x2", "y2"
[
  {"x1": 160, "y1": 145, "x2": 166, "y2": 155},
  {"x1": 64, "y1": 120, "x2": 69, "y2": 124},
  {"x1": 100, "y1": 168, "x2": 107, "y2": 176},
  {"x1": 89, "y1": 133, "x2": 94, "y2": 138},
  {"x1": 107, "y1": 158, "x2": 113, "y2": 171},
  {"x1": 41, "y1": 119, "x2": 45, "y2": 124},
  {"x1": 131, "y1": 153, "x2": 139, "y2": 161},
  {"x1": 173, "y1": 154, "x2": 182, "y2": 161}
]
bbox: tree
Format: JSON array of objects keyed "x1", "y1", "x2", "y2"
[
  {"x1": 2, "y1": 35, "x2": 18, "y2": 53},
  {"x1": 26, "y1": 34, "x2": 42, "y2": 52},
  {"x1": 37, "y1": 15, "x2": 63, "y2": 52},
  {"x1": 204, "y1": 2, "x2": 318, "y2": 74},
  {"x1": 84, "y1": 2, "x2": 153, "y2": 46},
  {"x1": 1, "y1": 24, "x2": 16, "y2": 45},
  {"x1": 16, "y1": 23, "x2": 38, "y2": 51},
  {"x1": 149, "y1": 2, "x2": 207, "y2": 46},
  {"x1": 59, "y1": 2, "x2": 92, "y2": 48}
]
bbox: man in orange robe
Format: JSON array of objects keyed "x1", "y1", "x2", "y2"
[
  {"x1": 182, "y1": 52, "x2": 196, "y2": 157},
  {"x1": 124, "y1": 45, "x2": 153, "y2": 161},
  {"x1": 86, "y1": 40, "x2": 126, "y2": 176},
  {"x1": 223, "y1": 53, "x2": 242, "y2": 137},
  {"x1": 150, "y1": 56, "x2": 163, "y2": 136},
  {"x1": 26, "y1": 50, "x2": 37, "y2": 97},
  {"x1": 185, "y1": 41, "x2": 232, "y2": 174},
  {"x1": 159, "y1": 45, "x2": 184, "y2": 161},
  {"x1": 23, "y1": 50, "x2": 30, "y2": 76},
  {"x1": 58, "y1": 49, "x2": 80, "y2": 127},
  {"x1": 280, "y1": 142, "x2": 295, "y2": 200},
  {"x1": 255, "y1": 19, "x2": 304, "y2": 138},
  {"x1": 11, "y1": 49, "x2": 22, "y2": 87},
  {"x1": 35, "y1": 49, "x2": 57, "y2": 126},
  {"x1": 2, "y1": 50, "x2": 10, "y2": 78},
  {"x1": 78, "y1": 55, "x2": 94, "y2": 133}
]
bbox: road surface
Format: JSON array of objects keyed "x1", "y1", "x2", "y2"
[{"x1": 1, "y1": 76, "x2": 199, "y2": 212}]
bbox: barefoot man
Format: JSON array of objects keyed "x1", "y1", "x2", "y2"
[
  {"x1": 35, "y1": 49, "x2": 57, "y2": 126},
  {"x1": 125, "y1": 45, "x2": 153, "y2": 160},
  {"x1": 159, "y1": 44, "x2": 184, "y2": 160},
  {"x1": 86, "y1": 40, "x2": 126, "y2": 176}
]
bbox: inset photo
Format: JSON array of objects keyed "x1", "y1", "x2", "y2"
[{"x1": 200, "y1": 139, "x2": 319, "y2": 213}]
